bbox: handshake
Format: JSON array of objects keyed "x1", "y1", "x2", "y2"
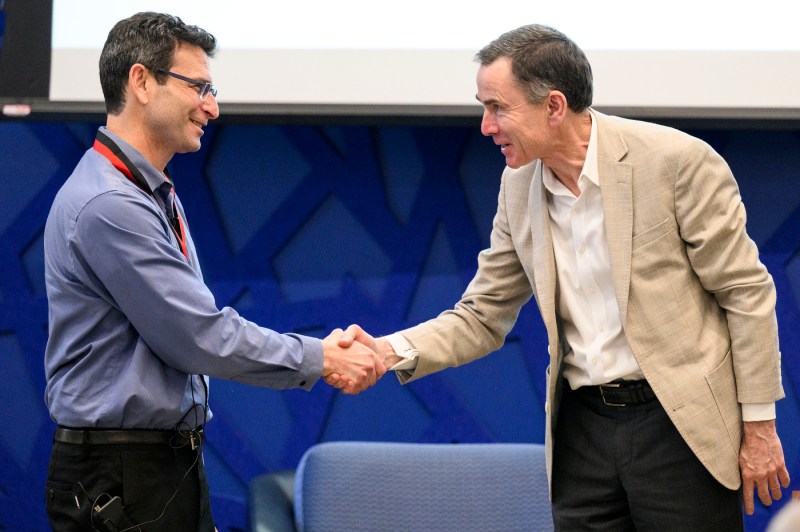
[{"x1": 320, "y1": 325, "x2": 403, "y2": 395}]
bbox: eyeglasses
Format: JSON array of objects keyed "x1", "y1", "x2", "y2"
[{"x1": 157, "y1": 68, "x2": 218, "y2": 100}]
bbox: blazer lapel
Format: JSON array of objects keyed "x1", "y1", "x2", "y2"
[
  {"x1": 596, "y1": 114, "x2": 633, "y2": 324},
  {"x1": 528, "y1": 161, "x2": 559, "y2": 336}
]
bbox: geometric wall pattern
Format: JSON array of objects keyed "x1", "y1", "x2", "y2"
[{"x1": 0, "y1": 118, "x2": 797, "y2": 531}]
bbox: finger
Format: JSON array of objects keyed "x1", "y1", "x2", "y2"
[
  {"x1": 779, "y1": 467, "x2": 791, "y2": 488},
  {"x1": 337, "y1": 325, "x2": 359, "y2": 347},
  {"x1": 325, "y1": 328, "x2": 344, "y2": 346},
  {"x1": 742, "y1": 482, "x2": 755, "y2": 515},
  {"x1": 345, "y1": 379, "x2": 365, "y2": 395},
  {"x1": 324, "y1": 376, "x2": 345, "y2": 389},
  {"x1": 769, "y1": 478, "x2": 783, "y2": 501},
  {"x1": 376, "y1": 357, "x2": 387, "y2": 379},
  {"x1": 756, "y1": 479, "x2": 773, "y2": 507},
  {"x1": 358, "y1": 370, "x2": 372, "y2": 392},
  {"x1": 326, "y1": 373, "x2": 353, "y2": 389},
  {"x1": 354, "y1": 372, "x2": 369, "y2": 392},
  {"x1": 336, "y1": 378, "x2": 357, "y2": 394},
  {"x1": 345, "y1": 324, "x2": 362, "y2": 337}
]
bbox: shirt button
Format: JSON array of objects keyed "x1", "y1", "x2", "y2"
[
  {"x1": 598, "y1": 324, "x2": 605, "y2": 332},
  {"x1": 588, "y1": 286, "x2": 597, "y2": 294},
  {"x1": 591, "y1": 359, "x2": 598, "y2": 366},
  {"x1": 579, "y1": 245, "x2": 586, "y2": 254},
  {"x1": 299, "y1": 381, "x2": 307, "y2": 387}
]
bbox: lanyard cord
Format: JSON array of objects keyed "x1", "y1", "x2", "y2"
[
  {"x1": 92, "y1": 131, "x2": 206, "y2": 434},
  {"x1": 92, "y1": 131, "x2": 188, "y2": 260}
]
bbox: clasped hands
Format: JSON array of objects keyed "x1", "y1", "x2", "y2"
[{"x1": 321, "y1": 325, "x2": 396, "y2": 394}]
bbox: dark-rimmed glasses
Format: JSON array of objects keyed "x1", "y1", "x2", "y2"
[{"x1": 157, "y1": 68, "x2": 218, "y2": 100}]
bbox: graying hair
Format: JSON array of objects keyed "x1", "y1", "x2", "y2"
[{"x1": 475, "y1": 24, "x2": 593, "y2": 112}]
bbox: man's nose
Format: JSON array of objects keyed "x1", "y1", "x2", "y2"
[
  {"x1": 202, "y1": 93, "x2": 220, "y2": 120},
  {"x1": 480, "y1": 111, "x2": 496, "y2": 136}
]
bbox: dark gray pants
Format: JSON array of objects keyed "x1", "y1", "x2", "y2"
[{"x1": 552, "y1": 383, "x2": 743, "y2": 531}]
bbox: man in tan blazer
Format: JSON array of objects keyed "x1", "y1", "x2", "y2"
[{"x1": 333, "y1": 24, "x2": 789, "y2": 530}]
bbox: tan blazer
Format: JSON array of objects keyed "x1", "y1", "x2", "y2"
[{"x1": 397, "y1": 111, "x2": 783, "y2": 490}]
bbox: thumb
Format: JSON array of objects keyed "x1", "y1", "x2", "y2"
[{"x1": 337, "y1": 324, "x2": 360, "y2": 347}]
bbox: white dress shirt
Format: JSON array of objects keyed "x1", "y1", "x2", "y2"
[{"x1": 543, "y1": 111, "x2": 645, "y2": 389}]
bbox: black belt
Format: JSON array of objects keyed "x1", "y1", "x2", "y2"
[
  {"x1": 54, "y1": 426, "x2": 204, "y2": 447},
  {"x1": 577, "y1": 380, "x2": 656, "y2": 407}
]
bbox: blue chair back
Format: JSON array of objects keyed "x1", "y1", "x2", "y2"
[{"x1": 294, "y1": 441, "x2": 552, "y2": 532}]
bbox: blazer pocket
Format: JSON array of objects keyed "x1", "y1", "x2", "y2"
[
  {"x1": 632, "y1": 217, "x2": 673, "y2": 250},
  {"x1": 705, "y1": 350, "x2": 741, "y2": 454}
]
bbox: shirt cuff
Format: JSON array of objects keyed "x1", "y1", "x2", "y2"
[
  {"x1": 741, "y1": 402, "x2": 776, "y2": 422},
  {"x1": 385, "y1": 333, "x2": 419, "y2": 371}
]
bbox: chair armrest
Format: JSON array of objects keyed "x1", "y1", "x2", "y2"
[{"x1": 248, "y1": 470, "x2": 297, "y2": 532}]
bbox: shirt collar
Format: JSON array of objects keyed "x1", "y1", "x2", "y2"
[{"x1": 98, "y1": 126, "x2": 173, "y2": 196}]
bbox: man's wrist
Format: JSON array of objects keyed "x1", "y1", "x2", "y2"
[
  {"x1": 376, "y1": 337, "x2": 403, "y2": 369},
  {"x1": 382, "y1": 333, "x2": 419, "y2": 371}
]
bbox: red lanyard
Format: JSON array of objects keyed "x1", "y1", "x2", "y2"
[{"x1": 92, "y1": 132, "x2": 188, "y2": 260}]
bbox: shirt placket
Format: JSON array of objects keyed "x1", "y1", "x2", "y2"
[{"x1": 572, "y1": 181, "x2": 607, "y2": 382}]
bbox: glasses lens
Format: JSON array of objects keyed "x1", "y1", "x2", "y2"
[{"x1": 199, "y1": 84, "x2": 217, "y2": 100}]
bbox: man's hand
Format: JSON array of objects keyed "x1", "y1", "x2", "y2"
[
  {"x1": 321, "y1": 328, "x2": 385, "y2": 395},
  {"x1": 337, "y1": 324, "x2": 404, "y2": 369},
  {"x1": 325, "y1": 325, "x2": 404, "y2": 391},
  {"x1": 739, "y1": 419, "x2": 791, "y2": 515}
]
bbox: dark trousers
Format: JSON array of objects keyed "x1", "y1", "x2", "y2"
[
  {"x1": 551, "y1": 383, "x2": 743, "y2": 531},
  {"x1": 45, "y1": 438, "x2": 214, "y2": 531}
]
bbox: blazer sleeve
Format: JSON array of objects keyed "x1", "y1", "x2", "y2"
[
  {"x1": 395, "y1": 169, "x2": 534, "y2": 383},
  {"x1": 674, "y1": 139, "x2": 782, "y2": 403}
]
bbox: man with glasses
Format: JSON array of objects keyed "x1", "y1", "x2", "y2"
[{"x1": 43, "y1": 12, "x2": 384, "y2": 531}]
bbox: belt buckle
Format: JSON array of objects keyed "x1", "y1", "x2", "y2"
[{"x1": 599, "y1": 382, "x2": 626, "y2": 407}]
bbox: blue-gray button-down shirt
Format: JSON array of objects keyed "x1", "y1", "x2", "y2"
[{"x1": 44, "y1": 127, "x2": 323, "y2": 429}]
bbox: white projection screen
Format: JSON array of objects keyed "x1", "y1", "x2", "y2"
[{"x1": 49, "y1": 0, "x2": 800, "y2": 119}]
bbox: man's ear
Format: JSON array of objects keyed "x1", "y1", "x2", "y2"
[
  {"x1": 546, "y1": 90, "x2": 568, "y2": 125},
  {"x1": 128, "y1": 63, "x2": 152, "y2": 105}
]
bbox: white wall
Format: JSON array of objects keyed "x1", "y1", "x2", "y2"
[{"x1": 50, "y1": 0, "x2": 800, "y2": 117}]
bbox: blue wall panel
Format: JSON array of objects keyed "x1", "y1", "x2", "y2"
[{"x1": 0, "y1": 119, "x2": 797, "y2": 531}]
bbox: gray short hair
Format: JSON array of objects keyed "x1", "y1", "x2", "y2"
[{"x1": 475, "y1": 24, "x2": 593, "y2": 112}]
